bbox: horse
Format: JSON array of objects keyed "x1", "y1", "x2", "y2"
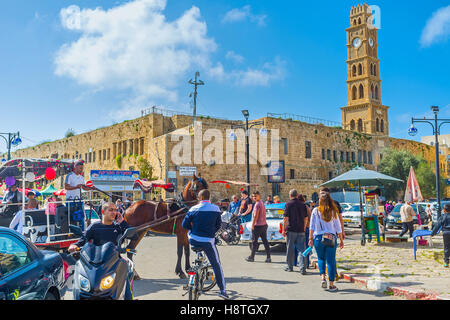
[{"x1": 123, "y1": 174, "x2": 209, "y2": 279}]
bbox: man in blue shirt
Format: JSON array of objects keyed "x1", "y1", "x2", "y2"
[
  {"x1": 228, "y1": 195, "x2": 240, "y2": 215},
  {"x1": 182, "y1": 189, "x2": 229, "y2": 300}
]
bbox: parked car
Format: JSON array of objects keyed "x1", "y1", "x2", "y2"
[
  {"x1": 240, "y1": 203, "x2": 285, "y2": 248},
  {"x1": 342, "y1": 204, "x2": 367, "y2": 227},
  {"x1": 340, "y1": 203, "x2": 353, "y2": 212},
  {"x1": 0, "y1": 226, "x2": 66, "y2": 300},
  {"x1": 386, "y1": 203, "x2": 427, "y2": 229}
]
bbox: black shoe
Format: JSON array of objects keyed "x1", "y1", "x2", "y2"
[
  {"x1": 300, "y1": 270, "x2": 307, "y2": 275},
  {"x1": 245, "y1": 257, "x2": 254, "y2": 262},
  {"x1": 284, "y1": 266, "x2": 293, "y2": 272},
  {"x1": 265, "y1": 258, "x2": 271, "y2": 263}
]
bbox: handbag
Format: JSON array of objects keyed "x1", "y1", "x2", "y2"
[{"x1": 318, "y1": 214, "x2": 336, "y2": 248}]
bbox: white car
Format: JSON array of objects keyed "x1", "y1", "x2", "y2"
[
  {"x1": 342, "y1": 204, "x2": 367, "y2": 227},
  {"x1": 340, "y1": 203, "x2": 353, "y2": 212},
  {"x1": 240, "y1": 203, "x2": 285, "y2": 248}
]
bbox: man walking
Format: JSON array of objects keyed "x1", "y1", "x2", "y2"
[
  {"x1": 399, "y1": 201, "x2": 416, "y2": 237},
  {"x1": 431, "y1": 203, "x2": 450, "y2": 267},
  {"x1": 283, "y1": 189, "x2": 308, "y2": 274},
  {"x1": 245, "y1": 191, "x2": 271, "y2": 263}
]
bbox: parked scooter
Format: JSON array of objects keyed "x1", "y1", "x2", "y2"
[{"x1": 68, "y1": 225, "x2": 138, "y2": 300}]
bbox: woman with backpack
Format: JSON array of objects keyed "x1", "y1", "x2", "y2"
[{"x1": 308, "y1": 191, "x2": 344, "y2": 292}]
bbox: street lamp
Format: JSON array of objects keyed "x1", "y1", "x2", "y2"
[
  {"x1": 188, "y1": 71, "x2": 205, "y2": 126},
  {"x1": 229, "y1": 110, "x2": 265, "y2": 194},
  {"x1": 0, "y1": 132, "x2": 21, "y2": 161},
  {"x1": 409, "y1": 106, "x2": 450, "y2": 219}
]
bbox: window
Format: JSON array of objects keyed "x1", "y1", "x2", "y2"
[
  {"x1": 352, "y1": 86, "x2": 357, "y2": 100},
  {"x1": 346, "y1": 151, "x2": 350, "y2": 162},
  {"x1": 370, "y1": 64, "x2": 373, "y2": 75},
  {"x1": 358, "y1": 150, "x2": 362, "y2": 163},
  {"x1": 92, "y1": 151, "x2": 95, "y2": 163},
  {"x1": 0, "y1": 233, "x2": 32, "y2": 277},
  {"x1": 359, "y1": 84, "x2": 364, "y2": 98},
  {"x1": 329, "y1": 171, "x2": 333, "y2": 180},
  {"x1": 340, "y1": 151, "x2": 344, "y2": 162},
  {"x1": 118, "y1": 142, "x2": 122, "y2": 157},
  {"x1": 129, "y1": 139, "x2": 134, "y2": 155},
  {"x1": 88, "y1": 152, "x2": 92, "y2": 163},
  {"x1": 352, "y1": 65, "x2": 357, "y2": 77},
  {"x1": 380, "y1": 119, "x2": 384, "y2": 133},
  {"x1": 108, "y1": 148, "x2": 111, "y2": 160},
  {"x1": 333, "y1": 150, "x2": 337, "y2": 162},
  {"x1": 140, "y1": 138, "x2": 145, "y2": 155},
  {"x1": 376, "y1": 118, "x2": 379, "y2": 132},
  {"x1": 305, "y1": 141, "x2": 311, "y2": 159},
  {"x1": 350, "y1": 119, "x2": 355, "y2": 130},
  {"x1": 358, "y1": 17, "x2": 361, "y2": 24},
  {"x1": 358, "y1": 64, "x2": 362, "y2": 75},
  {"x1": 351, "y1": 152, "x2": 355, "y2": 162},
  {"x1": 103, "y1": 149, "x2": 106, "y2": 161},
  {"x1": 373, "y1": 64, "x2": 377, "y2": 76},
  {"x1": 85, "y1": 153, "x2": 88, "y2": 162},
  {"x1": 375, "y1": 85, "x2": 379, "y2": 99},
  {"x1": 358, "y1": 119, "x2": 363, "y2": 132},
  {"x1": 281, "y1": 138, "x2": 288, "y2": 155},
  {"x1": 368, "y1": 151, "x2": 373, "y2": 164},
  {"x1": 370, "y1": 85, "x2": 374, "y2": 99},
  {"x1": 99, "y1": 150, "x2": 102, "y2": 161},
  {"x1": 290, "y1": 169, "x2": 295, "y2": 179},
  {"x1": 123, "y1": 141, "x2": 127, "y2": 156},
  {"x1": 327, "y1": 149, "x2": 331, "y2": 161},
  {"x1": 322, "y1": 149, "x2": 325, "y2": 160},
  {"x1": 363, "y1": 151, "x2": 367, "y2": 164}
]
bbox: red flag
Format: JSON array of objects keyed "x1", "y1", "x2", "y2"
[{"x1": 404, "y1": 166, "x2": 423, "y2": 202}]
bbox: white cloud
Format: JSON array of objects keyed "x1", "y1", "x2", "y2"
[
  {"x1": 222, "y1": 5, "x2": 267, "y2": 26},
  {"x1": 209, "y1": 57, "x2": 286, "y2": 87},
  {"x1": 55, "y1": 0, "x2": 217, "y2": 107},
  {"x1": 420, "y1": 5, "x2": 450, "y2": 47},
  {"x1": 225, "y1": 50, "x2": 244, "y2": 64}
]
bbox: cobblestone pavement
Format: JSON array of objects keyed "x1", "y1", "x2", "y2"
[{"x1": 336, "y1": 227, "x2": 449, "y2": 299}]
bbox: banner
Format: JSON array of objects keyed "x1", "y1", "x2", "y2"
[
  {"x1": 90, "y1": 170, "x2": 140, "y2": 181},
  {"x1": 268, "y1": 160, "x2": 285, "y2": 183}
]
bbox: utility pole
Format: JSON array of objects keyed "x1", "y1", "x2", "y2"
[{"x1": 188, "y1": 71, "x2": 205, "y2": 127}]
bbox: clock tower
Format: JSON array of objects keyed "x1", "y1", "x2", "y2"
[{"x1": 341, "y1": 4, "x2": 389, "y2": 135}]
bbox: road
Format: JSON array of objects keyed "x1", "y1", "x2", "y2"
[
  {"x1": 63, "y1": 231, "x2": 399, "y2": 300},
  {"x1": 128, "y1": 233, "x2": 398, "y2": 300}
]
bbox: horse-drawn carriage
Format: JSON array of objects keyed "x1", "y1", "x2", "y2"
[{"x1": 0, "y1": 158, "x2": 101, "y2": 253}]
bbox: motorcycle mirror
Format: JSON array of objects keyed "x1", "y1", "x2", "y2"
[
  {"x1": 124, "y1": 227, "x2": 138, "y2": 239},
  {"x1": 69, "y1": 225, "x2": 83, "y2": 236}
]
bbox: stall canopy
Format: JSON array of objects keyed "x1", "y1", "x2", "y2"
[{"x1": 40, "y1": 184, "x2": 58, "y2": 196}]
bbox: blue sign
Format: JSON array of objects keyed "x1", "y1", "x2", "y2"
[
  {"x1": 90, "y1": 170, "x2": 140, "y2": 181},
  {"x1": 268, "y1": 160, "x2": 285, "y2": 183},
  {"x1": 447, "y1": 179, "x2": 450, "y2": 185}
]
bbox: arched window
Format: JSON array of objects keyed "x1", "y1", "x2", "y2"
[
  {"x1": 373, "y1": 64, "x2": 377, "y2": 76},
  {"x1": 359, "y1": 84, "x2": 364, "y2": 98},
  {"x1": 376, "y1": 118, "x2": 379, "y2": 131},
  {"x1": 358, "y1": 64, "x2": 362, "y2": 75},
  {"x1": 370, "y1": 64, "x2": 373, "y2": 75},
  {"x1": 352, "y1": 65, "x2": 357, "y2": 77},
  {"x1": 353, "y1": 19, "x2": 357, "y2": 26},
  {"x1": 350, "y1": 120, "x2": 355, "y2": 130},
  {"x1": 380, "y1": 119, "x2": 384, "y2": 132},
  {"x1": 358, "y1": 17, "x2": 361, "y2": 24},
  {"x1": 357, "y1": 119, "x2": 363, "y2": 132},
  {"x1": 370, "y1": 84, "x2": 374, "y2": 99},
  {"x1": 352, "y1": 86, "x2": 357, "y2": 100},
  {"x1": 375, "y1": 85, "x2": 379, "y2": 99}
]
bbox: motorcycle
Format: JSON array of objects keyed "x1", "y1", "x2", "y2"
[
  {"x1": 215, "y1": 213, "x2": 240, "y2": 246},
  {"x1": 68, "y1": 225, "x2": 138, "y2": 300}
]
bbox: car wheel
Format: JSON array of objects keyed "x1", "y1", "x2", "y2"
[{"x1": 44, "y1": 290, "x2": 58, "y2": 300}]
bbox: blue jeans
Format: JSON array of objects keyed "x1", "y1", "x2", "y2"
[
  {"x1": 189, "y1": 238, "x2": 226, "y2": 292},
  {"x1": 314, "y1": 234, "x2": 337, "y2": 281},
  {"x1": 286, "y1": 232, "x2": 306, "y2": 271},
  {"x1": 294, "y1": 228, "x2": 311, "y2": 268}
]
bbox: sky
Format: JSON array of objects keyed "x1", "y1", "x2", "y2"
[{"x1": 0, "y1": 0, "x2": 449, "y2": 154}]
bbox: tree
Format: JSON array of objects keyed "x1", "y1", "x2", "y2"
[
  {"x1": 65, "y1": 128, "x2": 76, "y2": 138},
  {"x1": 378, "y1": 148, "x2": 419, "y2": 200},
  {"x1": 137, "y1": 156, "x2": 156, "y2": 181},
  {"x1": 415, "y1": 160, "x2": 446, "y2": 199}
]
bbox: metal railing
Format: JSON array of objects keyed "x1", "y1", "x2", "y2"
[{"x1": 267, "y1": 112, "x2": 342, "y2": 128}]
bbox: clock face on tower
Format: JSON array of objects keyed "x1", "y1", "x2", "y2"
[
  {"x1": 369, "y1": 37, "x2": 374, "y2": 47},
  {"x1": 352, "y1": 37, "x2": 361, "y2": 48}
]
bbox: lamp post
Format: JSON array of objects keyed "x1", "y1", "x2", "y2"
[
  {"x1": 409, "y1": 106, "x2": 450, "y2": 219},
  {"x1": 188, "y1": 71, "x2": 204, "y2": 127},
  {"x1": 229, "y1": 110, "x2": 266, "y2": 194},
  {"x1": 0, "y1": 132, "x2": 22, "y2": 161}
]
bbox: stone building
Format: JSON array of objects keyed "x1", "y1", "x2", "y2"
[{"x1": 8, "y1": 4, "x2": 450, "y2": 201}]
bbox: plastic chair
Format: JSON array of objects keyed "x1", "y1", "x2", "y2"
[{"x1": 413, "y1": 228, "x2": 441, "y2": 260}]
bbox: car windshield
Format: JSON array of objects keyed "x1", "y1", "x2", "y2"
[
  {"x1": 265, "y1": 209, "x2": 284, "y2": 219},
  {"x1": 349, "y1": 205, "x2": 365, "y2": 212}
]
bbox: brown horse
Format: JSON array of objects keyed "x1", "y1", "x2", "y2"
[{"x1": 124, "y1": 174, "x2": 209, "y2": 279}]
